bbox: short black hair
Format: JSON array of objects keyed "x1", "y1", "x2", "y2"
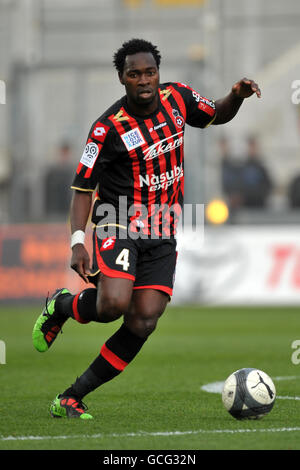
[{"x1": 113, "y1": 38, "x2": 161, "y2": 75}]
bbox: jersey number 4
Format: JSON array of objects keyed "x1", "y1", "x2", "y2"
[{"x1": 115, "y1": 249, "x2": 130, "y2": 271}]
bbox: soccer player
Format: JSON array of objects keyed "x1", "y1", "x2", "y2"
[{"x1": 32, "y1": 39, "x2": 261, "y2": 419}]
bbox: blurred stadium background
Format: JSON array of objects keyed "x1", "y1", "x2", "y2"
[{"x1": 0, "y1": 0, "x2": 300, "y2": 306}]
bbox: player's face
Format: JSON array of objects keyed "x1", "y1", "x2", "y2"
[{"x1": 119, "y1": 52, "x2": 159, "y2": 114}]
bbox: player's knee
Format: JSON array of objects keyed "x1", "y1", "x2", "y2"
[
  {"x1": 128, "y1": 307, "x2": 162, "y2": 338},
  {"x1": 140, "y1": 315, "x2": 159, "y2": 337},
  {"x1": 96, "y1": 294, "x2": 128, "y2": 323}
]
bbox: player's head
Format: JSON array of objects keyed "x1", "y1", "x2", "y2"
[
  {"x1": 113, "y1": 39, "x2": 161, "y2": 111},
  {"x1": 113, "y1": 38, "x2": 161, "y2": 75}
]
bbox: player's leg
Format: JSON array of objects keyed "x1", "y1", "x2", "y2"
[
  {"x1": 54, "y1": 274, "x2": 134, "y2": 324},
  {"x1": 50, "y1": 275, "x2": 140, "y2": 418},
  {"x1": 55, "y1": 276, "x2": 135, "y2": 396},
  {"x1": 32, "y1": 234, "x2": 137, "y2": 352},
  {"x1": 49, "y1": 239, "x2": 176, "y2": 418},
  {"x1": 32, "y1": 275, "x2": 133, "y2": 353},
  {"x1": 52, "y1": 287, "x2": 168, "y2": 419},
  {"x1": 55, "y1": 232, "x2": 137, "y2": 324},
  {"x1": 124, "y1": 288, "x2": 169, "y2": 338}
]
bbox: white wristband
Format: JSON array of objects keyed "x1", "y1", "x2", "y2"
[{"x1": 71, "y1": 230, "x2": 85, "y2": 248}]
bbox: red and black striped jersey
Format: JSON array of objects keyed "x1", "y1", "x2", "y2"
[{"x1": 71, "y1": 82, "x2": 216, "y2": 237}]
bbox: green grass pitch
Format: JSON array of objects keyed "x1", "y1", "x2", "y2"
[{"x1": 1, "y1": 304, "x2": 300, "y2": 450}]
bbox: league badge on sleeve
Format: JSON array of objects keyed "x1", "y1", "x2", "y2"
[{"x1": 80, "y1": 142, "x2": 100, "y2": 168}]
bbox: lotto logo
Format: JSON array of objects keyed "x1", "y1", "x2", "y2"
[
  {"x1": 100, "y1": 237, "x2": 116, "y2": 251},
  {"x1": 92, "y1": 122, "x2": 109, "y2": 143},
  {"x1": 94, "y1": 127, "x2": 106, "y2": 137}
]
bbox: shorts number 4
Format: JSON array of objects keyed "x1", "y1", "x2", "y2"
[{"x1": 115, "y1": 248, "x2": 130, "y2": 271}]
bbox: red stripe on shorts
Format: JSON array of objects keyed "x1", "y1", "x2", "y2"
[{"x1": 133, "y1": 284, "x2": 173, "y2": 296}]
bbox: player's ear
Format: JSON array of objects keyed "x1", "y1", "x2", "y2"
[{"x1": 118, "y1": 71, "x2": 125, "y2": 85}]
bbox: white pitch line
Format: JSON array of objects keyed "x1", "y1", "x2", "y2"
[
  {"x1": 277, "y1": 396, "x2": 300, "y2": 401},
  {"x1": 201, "y1": 375, "x2": 300, "y2": 399},
  {"x1": 2, "y1": 376, "x2": 299, "y2": 444},
  {"x1": 2, "y1": 427, "x2": 300, "y2": 442},
  {"x1": 273, "y1": 375, "x2": 300, "y2": 381}
]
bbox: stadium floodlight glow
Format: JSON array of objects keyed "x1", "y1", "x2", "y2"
[{"x1": 205, "y1": 199, "x2": 229, "y2": 225}]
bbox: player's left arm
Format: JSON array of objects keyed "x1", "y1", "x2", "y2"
[{"x1": 213, "y1": 78, "x2": 261, "y2": 125}]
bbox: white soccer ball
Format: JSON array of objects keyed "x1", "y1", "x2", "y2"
[{"x1": 221, "y1": 368, "x2": 276, "y2": 420}]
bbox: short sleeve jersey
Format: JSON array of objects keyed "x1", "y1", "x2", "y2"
[{"x1": 71, "y1": 82, "x2": 216, "y2": 237}]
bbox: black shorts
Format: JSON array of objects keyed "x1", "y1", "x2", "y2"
[{"x1": 88, "y1": 229, "x2": 177, "y2": 297}]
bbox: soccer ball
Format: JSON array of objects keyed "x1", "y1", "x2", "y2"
[{"x1": 221, "y1": 368, "x2": 276, "y2": 420}]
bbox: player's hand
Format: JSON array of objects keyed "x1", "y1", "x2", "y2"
[
  {"x1": 232, "y1": 78, "x2": 261, "y2": 99},
  {"x1": 71, "y1": 244, "x2": 91, "y2": 284}
]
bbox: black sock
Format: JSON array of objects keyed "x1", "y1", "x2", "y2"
[
  {"x1": 56, "y1": 288, "x2": 98, "y2": 323},
  {"x1": 62, "y1": 323, "x2": 147, "y2": 399}
]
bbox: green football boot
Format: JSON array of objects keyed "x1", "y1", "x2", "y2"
[
  {"x1": 32, "y1": 288, "x2": 70, "y2": 352},
  {"x1": 50, "y1": 394, "x2": 93, "y2": 419}
]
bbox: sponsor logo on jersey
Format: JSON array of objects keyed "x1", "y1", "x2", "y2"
[
  {"x1": 80, "y1": 142, "x2": 100, "y2": 168},
  {"x1": 94, "y1": 127, "x2": 106, "y2": 137},
  {"x1": 198, "y1": 100, "x2": 215, "y2": 116},
  {"x1": 149, "y1": 122, "x2": 167, "y2": 133},
  {"x1": 192, "y1": 91, "x2": 215, "y2": 116},
  {"x1": 100, "y1": 236, "x2": 116, "y2": 251},
  {"x1": 139, "y1": 163, "x2": 184, "y2": 191},
  {"x1": 143, "y1": 131, "x2": 184, "y2": 161},
  {"x1": 121, "y1": 127, "x2": 146, "y2": 151},
  {"x1": 192, "y1": 91, "x2": 215, "y2": 107},
  {"x1": 91, "y1": 122, "x2": 110, "y2": 143}
]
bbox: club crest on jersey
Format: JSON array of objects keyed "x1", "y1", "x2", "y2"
[
  {"x1": 172, "y1": 109, "x2": 185, "y2": 128},
  {"x1": 121, "y1": 127, "x2": 146, "y2": 151},
  {"x1": 80, "y1": 142, "x2": 100, "y2": 168}
]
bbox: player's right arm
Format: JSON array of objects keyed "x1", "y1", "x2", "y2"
[
  {"x1": 70, "y1": 190, "x2": 93, "y2": 284},
  {"x1": 69, "y1": 118, "x2": 110, "y2": 283}
]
